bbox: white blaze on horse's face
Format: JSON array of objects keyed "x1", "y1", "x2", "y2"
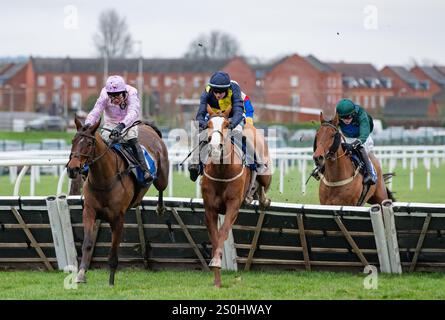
[{"x1": 209, "y1": 116, "x2": 225, "y2": 161}]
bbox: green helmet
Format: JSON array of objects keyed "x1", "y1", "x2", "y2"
[{"x1": 336, "y1": 99, "x2": 357, "y2": 117}]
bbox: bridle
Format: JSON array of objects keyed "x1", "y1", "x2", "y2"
[
  {"x1": 68, "y1": 131, "x2": 112, "y2": 169},
  {"x1": 206, "y1": 115, "x2": 232, "y2": 161},
  {"x1": 310, "y1": 121, "x2": 361, "y2": 188},
  {"x1": 317, "y1": 121, "x2": 348, "y2": 161},
  {"x1": 204, "y1": 115, "x2": 244, "y2": 182}
]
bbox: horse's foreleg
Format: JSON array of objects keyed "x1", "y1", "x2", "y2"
[
  {"x1": 204, "y1": 210, "x2": 221, "y2": 287},
  {"x1": 76, "y1": 207, "x2": 96, "y2": 283},
  {"x1": 258, "y1": 186, "x2": 271, "y2": 210},
  {"x1": 212, "y1": 201, "x2": 240, "y2": 288},
  {"x1": 108, "y1": 216, "x2": 124, "y2": 286},
  {"x1": 156, "y1": 190, "x2": 166, "y2": 215}
]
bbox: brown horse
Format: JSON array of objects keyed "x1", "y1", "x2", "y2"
[
  {"x1": 66, "y1": 117, "x2": 169, "y2": 285},
  {"x1": 201, "y1": 106, "x2": 271, "y2": 287},
  {"x1": 313, "y1": 112, "x2": 395, "y2": 205}
]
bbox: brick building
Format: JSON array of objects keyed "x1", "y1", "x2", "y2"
[
  {"x1": 383, "y1": 97, "x2": 440, "y2": 127},
  {"x1": 252, "y1": 54, "x2": 342, "y2": 122},
  {"x1": 328, "y1": 63, "x2": 394, "y2": 116},
  {"x1": 380, "y1": 66, "x2": 431, "y2": 97},
  {"x1": 410, "y1": 66, "x2": 445, "y2": 95},
  {"x1": 20, "y1": 57, "x2": 254, "y2": 123},
  {"x1": 0, "y1": 61, "x2": 34, "y2": 112},
  {"x1": 1, "y1": 55, "x2": 444, "y2": 127}
]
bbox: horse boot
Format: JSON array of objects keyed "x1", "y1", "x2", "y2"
[
  {"x1": 129, "y1": 138, "x2": 153, "y2": 183},
  {"x1": 356, "y1": 145, "x2": 376, "y2": 185}
]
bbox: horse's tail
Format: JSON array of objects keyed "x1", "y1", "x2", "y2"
[
  {"x1": 143, "y1": 121, "x2": 162, "y2": 138},
  {"x1": 383, "y1": 172, "x2": 396, "y2": 202}
]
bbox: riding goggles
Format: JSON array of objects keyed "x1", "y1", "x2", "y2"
[{"x1": 107, "y1": 91, "x2": 125, "y2": 98}]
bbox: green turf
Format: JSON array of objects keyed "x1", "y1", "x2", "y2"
[
  {"x1": 0, "y1": 269, "x2": 444, "y2": 300},
  {"x1": 1, "y1": 164, "x2": 444, "y2": 203},
  {"x1": 0, "y1": 131, "x2": 75, "y2": 144}
]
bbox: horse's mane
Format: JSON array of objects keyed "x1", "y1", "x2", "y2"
[{"x1": 143, "y1": 121, "x2": 162, "y2": 138}]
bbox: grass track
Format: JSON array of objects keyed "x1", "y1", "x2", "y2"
[{"x1": 0, "y1": 270, "x2": 444, "y2": 300}]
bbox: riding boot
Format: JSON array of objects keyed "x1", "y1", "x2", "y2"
[
  {"x1": 243, "y1": 135, "x2": 263, "y2": 202},
  {"x1": 129, "y1": 138, "x2": 153, "y2": 183},
  {"x1": 188, "y1": 155, "x2": 201, "y2": 182},
  {"x1": 188, "y1": 131, "x2": 205, "y2": 182},
  {"x1": 244, "y1": 135, "x2": 264, "y2": 172},
  {"x1": 357, "y1": 145, "x2": 376, "y2": 185}
]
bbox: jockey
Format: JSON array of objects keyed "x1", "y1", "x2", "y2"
[
  {"x1": 84, "y1": 75, "x2": 152, "y2": 183},
  {"x1": 336, "y1": 98, "x2": 376, "y2": 185},
  {"x1": 188, "y1": 71, "x2": 256, "y2": 181}
]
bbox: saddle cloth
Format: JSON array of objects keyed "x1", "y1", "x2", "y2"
[
  {"x1": 112, "y1": 144, "x2": 157, "y2": 187},
  {"x1": 81, "y1": 144, "x2": 157, "y2": 187},
  {"x1": 350, "y1": 153, "x2": 378, "y2": 183}
]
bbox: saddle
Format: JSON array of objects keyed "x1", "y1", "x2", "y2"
[
  {"x1": 340, "y1": 143, "x2": 377, "y2": 183},
  {"x1": 112, "y1": 143, "x2": 157, "y2": 187},
  {"x1": 311, "y1": 145, "x2": 377, "y2": 186},
  {"x1": 81, "y1": 142, "x2": 156, "y2": 188}
]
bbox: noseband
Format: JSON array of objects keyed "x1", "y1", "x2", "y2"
[
  {"x1": 321, "y1": 122, "x2": 344, "y2": 160},
  {"x1": 68, "y1": 131, "x2": 111, "y2": 168}
]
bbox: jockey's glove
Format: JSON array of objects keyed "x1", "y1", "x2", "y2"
[
  {"x1": 351, "y1": 140, "x2": 362, "y2": 149},
  {"x1": 343, "y1": 143, "x2": 354, "y2": 153},
  {"x1": 111, "y1": 123, "x2": 125, "y2": 137},
  {"x1": 228, "y1": 120, "x2": 236, "y2": 130},
  {"x1": 199, "y1": 121, "x2": 208, "y2": 130}
]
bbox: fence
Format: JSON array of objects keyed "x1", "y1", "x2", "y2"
[
  {"x1": 0, "y1": 196, "x2": 444, "y2": 273},
  {"x1": 1, "y1": 146, "x2": 444, "y2": 197}
]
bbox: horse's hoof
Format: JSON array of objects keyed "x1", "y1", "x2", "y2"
[
  {"x1": 156, "y1": 206, "x2": 166, "y2": 216},
  {"x1": 75, "y1": 270, "x2": 86, "y2": 283},
  {"x1": 260, "y1": 198, "x2": 271, "y2": 210},
  {"x1": 214, "y1": 281, "x2": 221, "y2": 288},
  {"x1": 209, "y1": 259, "x2": 222, "y2": 269},
  {"x1": 244, "y1": 196, "x2": 253, "y2": 205}
]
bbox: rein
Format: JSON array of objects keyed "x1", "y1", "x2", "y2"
[
  {"x1": 312, "y1": 122, "x2": 356, "y2": 185},
  {"x1": 68, "y1": 132, "x2": 112, "y2": 167},
  {"x1": 68, "y1": 121, "x2": 142, "y2": 192}
]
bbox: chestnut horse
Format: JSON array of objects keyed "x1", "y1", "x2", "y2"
[
  {"x1": 66, "y1": 117, "x2": 169, "y2": 285},
  {"x1": 201, "y1": 106, "x2": 271, "y2": 287},
  {"x1": 313, "y1": 112, "x2": 394, "y2": 205}
]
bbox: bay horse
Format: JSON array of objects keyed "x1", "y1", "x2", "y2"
[
  {"x1": 313, "y1": 112, "x2": 394, "y2": 205},
  {"x1": 66, "y1": 117, "x2": 169, "y2": 285},
  {"x1": 201, "y1": 105, "x2": 271, "y2": 287}
]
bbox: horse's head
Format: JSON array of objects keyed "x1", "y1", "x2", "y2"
[
  {"x1": 313, "y1": 112, "x2": 342, "y2": 167},
  {"x1": 66, "y1": 116, "x2": 101, "y2": 179},
  {"x1": 206, "y1": 104, "x2": 231, "y2": 163}
]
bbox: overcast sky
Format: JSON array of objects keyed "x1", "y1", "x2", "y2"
[{"x1": 1, "y1": 0, "x2": 444, "y2": 68}]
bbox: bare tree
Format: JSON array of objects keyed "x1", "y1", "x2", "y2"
[
  {"x1": 184, "y1": 30, "x2": 241, "y2": 59},
  {"x1": 93, "y1": 9, "x2": 133, "y2": 58}
]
